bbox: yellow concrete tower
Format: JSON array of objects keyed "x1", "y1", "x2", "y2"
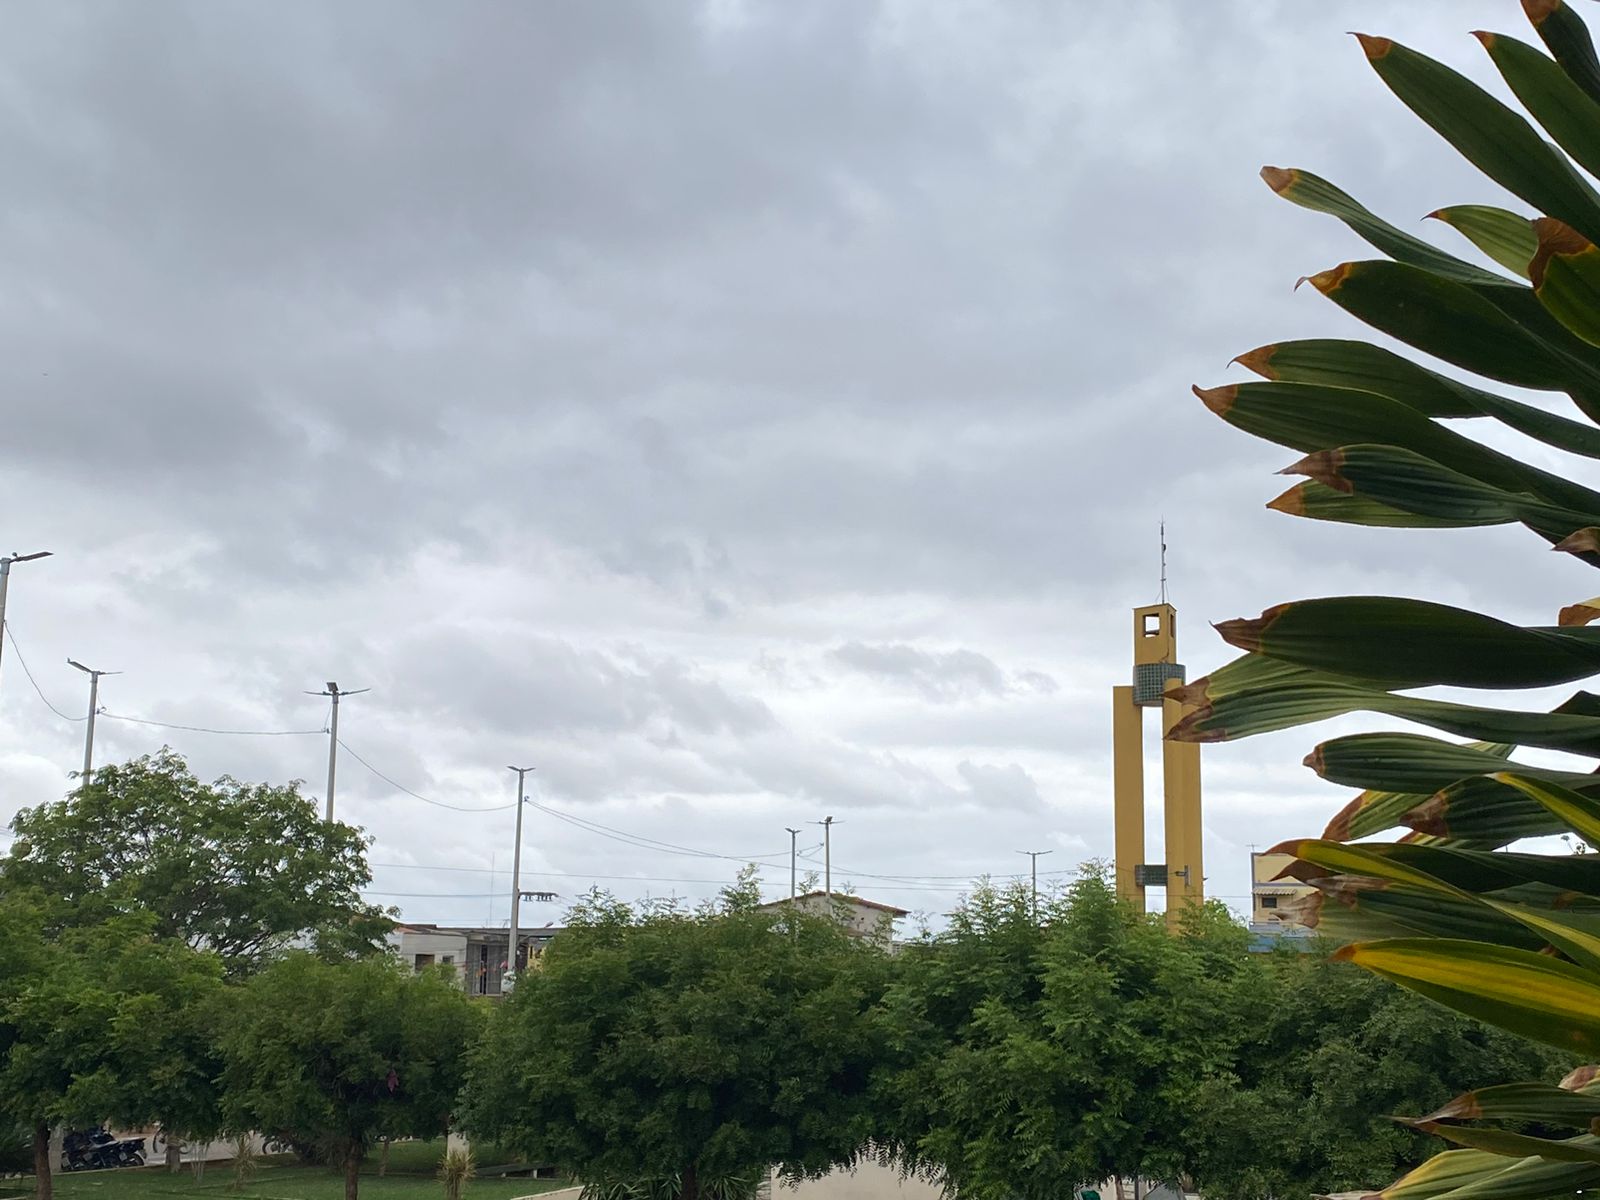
[{"x1": 1111, "y1": 596, "x2": 1204, "y2": 927}]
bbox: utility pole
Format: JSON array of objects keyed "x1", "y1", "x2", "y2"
[
  {"x1": 506, "y1": 765, "x2": 535, "y2": 993},
  {"x1": 0, "y1": 550, "x2": 51, "y2": 692},
  {"x1": 815, "y1": 815, "x2": 835, "y2": 902},
  {"x1": 67, "y1": 659, "x2": 119, "y2": 782},
  {"x1": 1018, "y1": 849, "x2": 1053, "y2": 920},
  {"x1": 308, "y1": 682, "x2": 368, "y2": 821},
  {"x1": 785, "y1": 827, "x2": 801, "y2": 903}
]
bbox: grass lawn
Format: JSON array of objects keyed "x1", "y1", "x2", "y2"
[{"x1": 0, "y1": 1139, "x2": 572, "y2": 1200}]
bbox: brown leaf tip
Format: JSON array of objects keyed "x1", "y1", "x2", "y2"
[
  {"x1": 1555, "y1": 527, "x2": 1600, "y2": 557},
  {"x1": 1266, "y1": 484, "x2": 1309, "y2": 517},
  {"x1": 1322, "y1": 792, "x2": 1360, "y2": 842},
  {"x1": 1214, "y1": 610, "x2": 1274, "y2": 655},
  {"x1": 1523, "y1": 0, "x2": 1562, "y2": 26},
  {"x1": 1193, "y1": 383, "x2": 1237, "y2": 417},
  {"x1": 1471, "y1": 31, "x2": 1499, "y2": 50},
  {"x1": 1300, "y1": 263, "x2": 1352, "y2": 295},
  {"x1": 1231, "y1": 345, "x2": 1279, "y2": 380},
  {"x1": 1560, "y1": 602, "x2": 1600, "y2": 628},
  {"x1": 1352, "y1": 33, "x2": 1393, "y2": 59},
  {"x1": 1260, "y1": 165, "x2": 1297, "y2": 194},
  {"x1": 1279, "y1": 450, "x2": 1350, "y2": 493}
]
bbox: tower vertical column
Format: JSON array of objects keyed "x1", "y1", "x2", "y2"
[
  {"x1": 1112, "y1": 684, "x2": 1145, "y2": 912},
  {"x1": 1162, "y1": 682, "x2": 1204, "y2": 927}
]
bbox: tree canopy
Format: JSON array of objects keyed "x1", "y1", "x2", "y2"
[
  {"x1": 2, "y1": 748, "x2": 392, "y2": 969},
  {"x1": 460, "y1": 884, "x2": 890, "y2": 1200},
  {"x1": 219, "y1": 953, "x2": 482, "y2": 1200},
  {"x1": 0, "y1": 897, "x2": 225, "y2": 1200}
]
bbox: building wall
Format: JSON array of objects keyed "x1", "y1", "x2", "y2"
[
  {"x1": 387, "y1": 928, "x2": 469, "y2": 982},
  {"x1": 1251, "y1": 851, "x2": 1316, "y2": 929},
  {"x1": 773, "y1": 1160, "x2": 946, "y2": 1200}
]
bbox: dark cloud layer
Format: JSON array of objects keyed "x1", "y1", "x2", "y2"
[{"x1": 1, "y1": 0, "x2": 1579, "y2": 922}]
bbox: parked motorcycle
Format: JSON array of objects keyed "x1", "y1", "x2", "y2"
[{"x1": 62, "y1": 1127, "x2": 145, "y2": 1170}]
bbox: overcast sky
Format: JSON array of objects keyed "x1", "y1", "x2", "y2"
[{"x1": 3, "y1": 0, "x2": 1590, "y2": 931}]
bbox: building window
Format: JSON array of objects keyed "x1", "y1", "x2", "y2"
[
  {"x1": 441, "y1": 955, "x2": 455, "y2": 966},
  {"x1": 1260, "y1": 895, "x2": 1278, "y2": 909},
  {"x1": 414, "y1": 953, "x2": 435, "y2": 970},
  {"x1": 1142, "y1": 612, "x2": 1162, "y2": 636}
]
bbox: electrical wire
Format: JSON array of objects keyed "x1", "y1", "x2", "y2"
[
  {"x1": 529, "y1": 799, "x2": 789, "y2": 863},
  {"x1": 337, "y1": 738, "x2": 518, "y2": 812},
  {"x1": 3, "y1": 623, "x2": 87, "y2": 722},
  {"x1": 100, "y1": 712, "x2": 322, "y2": 737}
]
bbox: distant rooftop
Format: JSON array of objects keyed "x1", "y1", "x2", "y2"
[{"x1": 757, "y1": 890, "x2": 909, "y2": 917}]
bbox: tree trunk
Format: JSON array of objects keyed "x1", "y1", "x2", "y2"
[
  {"x1": 344, "y1": 1140, "x2": 364, "y2": 1200},
  {"x1": 32, "y1": 1122, "x2": 52, "y2": 1200},
  {"x1": 195, "y1": 1145, "x2": 207, "y2": 1183},
  {"x1": 166, "y1": 1133, "x2": 183, "y2": 1173},
  {"x1": 379, "y1": 1137, "x2": 389, "y2": 1176},
  {"x1": 682, "y1": 1161, "x2": 699, "y2": 1200}
]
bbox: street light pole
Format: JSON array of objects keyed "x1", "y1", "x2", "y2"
[
  {"x1": 507, "y1": 765, "x2": 535, "y2": 993},
  {"x1": 1018, "y1": 849, "x2": 1054, "y2": 920},
  {"x1": 67, "y1": 659, "x2": 119, "y2": 782},
  {"x1": 307, "y1": 682, "x2": 368, "y2": 822},
  {"x1": 785, "y1": 827, "x2": 801, "y2": 903},
  {"x1": 0, "y1": 551, "x2": 52, "y2": 692}
]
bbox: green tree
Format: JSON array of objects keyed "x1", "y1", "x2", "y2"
[
  {"x1": 219, "y1": 953, "x2": 482, "y2": 1200},
  {"x1": 2, "y1": 748, "x2": 392, "y2": 971},
  {"x1": 0, "y1": 900, "x2": 225, "y2": 1200},
  {"x1": 1187, "y1": 947, "x2": 1572, "y2": 1200},
  {"x1": 875, "y1": 868, "x2": 1256, "y2": 1200},
  {"x1": 459, "y1": 888, "x2": 890, "y2": 1200}
]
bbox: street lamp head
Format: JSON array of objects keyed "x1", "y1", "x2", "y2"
[
  {"x1": 67, "y1": 659, "x2": 90, "y2": 674},
  {"x1": 325, "y1": 681, "x2": 338, "y2": 692},
  {"x1": 8, "y1": 551, "x2": 51, "y2": 564}
]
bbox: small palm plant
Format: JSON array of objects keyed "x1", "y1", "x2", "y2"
[
  {"x1": 439, "y1": 1145, "x2": 475, "y2": 1200},
  {"x1": 1180, "y1": 1, "x2": 1600, "y2": 1196}
]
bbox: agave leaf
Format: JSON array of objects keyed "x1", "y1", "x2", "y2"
[
  {"x1": 1284, "y1": 445, "x2": 1600, "y2": 551},
  {"x1": 1526, "y1": 0, "x2": 1600, "y2": 106},
  {"x1": 1199, "y1": 384, "x2": 1600, "y2": 513},
  {"x1": 1171, "y1": 660, "x2": 1600, "y2": 757},
  {"x1": 1429, "y1": 205, "x2": 1539, "y2": 278},
  {"x1": 1532, "y1": 219, "x2": 1600, "y2": 349},
  {"x1": 1412, "y1": 1125, "x2": 1600, "y2": 1165},
  {"x1": 1419, "y1": 1079, "x2": 1600, "y2": 1127},
  {"x1": 1305, "y1": 261, "x2": 1582, "y2": 393},
  {"x1": 1480, "y1": 32, "x2": 1600, "y2": 187},
  {"x1": 1480, "y1": 898, "x2": 1600, "y2": 972},
  {"x1": 1496, "y1": 772, "x2": 1600, "y2": 844},
  {"x1": 1325, "y1": 787, "x2": 1439, "y2": 841},
  {"x1": 1433, "y1": 1153, "x2": 1600, "y2": 1200},
  {"x1": 1347, "y1": 1149, "x2": 1525, "y2": 1200},
  {"x1": 1220, "y1": 597, "x2": 1600, "y2": 689},
  {"x1": 1268, "y1": 482, "x2": 1487, "y2": 528},
  {"x1": 1336, "y1": 937, "x2": 1600, "y2": 1053},
  {"x1": 1294, "y1": 878, "x2": 1549, "y2": 951},
  {"x1": 1471, "y1": 390, "x2": 1600, "y2": 461},
  {"x1": 1359, "y1": 34, "x2": 1600, "y2": 245},
  {"x1": 1401, "y1": 778, "x2": 1576, "y2": 846},
  {"x1": 1235, "y1": 338, "x2": 1496, "y2": 418},
  {"x1": 1275, "y1": 838, "x2": 1600, "y2": 896},
  {"x1": 1309, "y1": 734, "x2": 1518, "y2": 794},
  {"x1": 1263, "y1": 167, "x2": 1515, "y2": 286}
]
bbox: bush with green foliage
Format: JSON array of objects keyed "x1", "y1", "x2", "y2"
[
  {"x1": 460, "y1": 880, "x2": 889, "y2": 1200},
  {"x1": 220, "y1": 954, "x2": 483, "y2": 1200}
]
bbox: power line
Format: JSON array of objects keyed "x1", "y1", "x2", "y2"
[
  {"x1": 337, "y1": 738, "x2": 517, "y2": 812},
  {"x1": 3, "y1": 624, "x2": 86, "y2": 723},
  {"x1": 100, "y1": 712, "x2": 322, "y2": 737},
  {"x1": 529, "y1": 799, "x2": 789, "y2": 863}
]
